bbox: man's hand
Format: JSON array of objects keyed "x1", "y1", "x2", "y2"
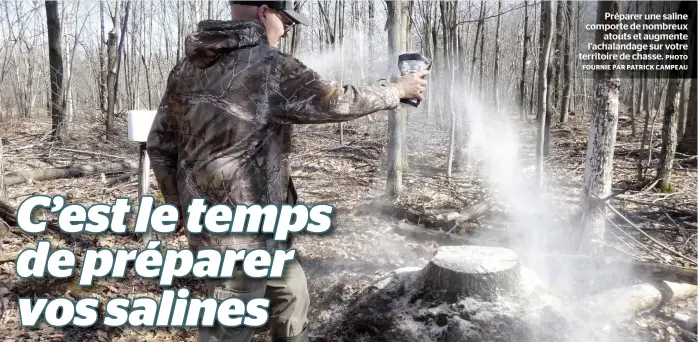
[{"x1": 395, "y1": 70, "x2": 430, "y2": 101}]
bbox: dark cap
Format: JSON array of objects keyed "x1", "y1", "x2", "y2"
[{"x1": 230, "y1": 1, "x2": 310, "y2": 26}]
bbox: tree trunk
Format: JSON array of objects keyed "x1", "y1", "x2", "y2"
[
  {"x1": 579, "y1": 1, "x2": 621, "y2": 255},
  {"x1": 677, "y1": 79, "x2": 687, "y2": 139},
  {"x1": 478, "y1": 1, "x2": 486, "y2": 102},
  {"x1": 656, "y1": 78, "x2": 680, "y2": 191},
  {"x1": 677, "y1": 1, "x2": 697, "y2": 155},
  {"x1": 630, "y1": 76, "x2": 637, "y2": 136},
  {"x1": 469, "y1": 1, "x2": 483, "y2": 93},
  {"x1": 399, "y1": 2, "x2": 410, "y2": 171},
  {"x1": 0, "y1": 140, "x2": 6, "y2": 200},
  {"x1": 544, "y1": 58, "x2": 553, "y2": 157},
  {"x1": 385, "y1": 0, "x2": 407, "y2": 198},
  {"x1": 530, "y1": 1, "x2": 539, "y2": 120},
  {"x1": 637, "y1": 70, "x2": 653, "y2": 181},
  {"x1": 677, "y1": 77, "x2": 697, "y2": 155},
  {"x1": 560, "y1": 1, "x2": 572, "y2": 124},
  {"x1": 45, "y1": 0, "x2": 67, "y2": 143},
  {"x1": 552, "y1": 0, "x2": 565, "y2": 114},
  {"x1": 536, "y1": 0, "x2": 554, "y2": 188},
  {"x1": 446, "y1": 12, "x2": 457, "y2": 178},
  {"x1": 99, "y1": 0, "x2": 108, "y2": 113},
  {"x1": 579, "y1": 281, "x2": 697, "y2": 321},
  {"x1": 105, "y1": 1, "x2": 119, "y2": 139},
  {"x1": 519, "y1": 0, "x2": 529, "y2": 120},
  {"x1": 493, "y1": 0, "x2": 501, "y2": 112}
]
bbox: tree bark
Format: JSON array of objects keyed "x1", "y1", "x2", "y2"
[
  {"x1": 630, "y1": 76, "x2": 637, "y2": 136},
  {"x1": 478, "y1": 1, "x2": 486, "y2": 102},
  {"x1": 385, "y1": 0, "x2": 407, "y2": 198},
  {"x1": 45, "y1": 0, "x2": 67, "y2": 143},
  {"x1": 493, "y1": 0, "x2": 501, "y2": 112},
  {"x1": 544, "y1": 58, "x2": 553, "y2": 156},
  {"x1": 579, "y1": 1, "x2": 621, "y2": 255},
  {"x1": 677, "y1": 77, "x2": 697, "y2": 155},
  {"x1": 536, "y1": 0, "x2": 554, "y2": 188},
  {"x1": 99, "y1": 0, "x2": 107, "y2": 113},
  {"x1": 519, "y1": 0, "x2": 530, "y2": 120},
  {"x1": 658, "y1": 1, "x2": 695, "y2": 180},
  {"x1": 677, "y1": 1, "x2": 697, "y2": 155},
  {"x1": 3, "y1": 163, "x2": 135, "y2": 187},
  {"x1": 560, "y1": 1, "x2": 573, "y2": 124},
  {"x1": 677, "y1": 79, "x2": 687, "y2": 139},
  {"x1": 552, "y1": 0, "x2": 565, "y2": 114},
  {"x1": 0, "y1": 140, "x2": 5, "y2": 200},
  {"x1": 105, "y1": 1, "x2": 119, "y2": 139},
  {"x1": 656, "y1": 78, "x2": 681, "y2": 191}
]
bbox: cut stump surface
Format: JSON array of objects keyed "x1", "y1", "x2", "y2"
[{"x1": 418, "y1": 245, "x2": 521, "y2": 302}]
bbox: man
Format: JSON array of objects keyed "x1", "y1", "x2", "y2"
[{"x1": 146, "y1": 1, "x2": 428, "y2": 341}]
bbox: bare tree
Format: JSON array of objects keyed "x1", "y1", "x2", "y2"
[
  {"x1": 559, "y1": 1, "x2": 572, "y2": 124},
  {"x1": 519, "y1": 0, "x2": 530, "y2": 120},
  {"x1": 385, "y1": 0, "x2": 409, "y2": 198},
  {"x1": 656, "y1": 77, "x2": 681, "y2": 191},
  {"x1": 535, "y1": 0, "x2": 553, "y2": 187},
  {"x1": 677, "y1": 79, "x2": 687, "y2": 139},
  {"x1": 99, "y1": 0, "x2": 107, "y2": 112},
  {"x1": 579, "y1": 0, "x2": 621, "y2": 255},
  {"x1": 105, "y1": 1, "x2": 131, "y2": 140},
  {"x1": 46, "y1": 0, "x2": 67, "y2": 143},
  {"x1": 492, "y1": 0, "x2": 501, "y2": 112},
  {"x1": 677, "y1": 1, "x2": 696, "y2": 156},
  {"x1": 677, "y1": 78, "x2": 696, "y2": 155}
]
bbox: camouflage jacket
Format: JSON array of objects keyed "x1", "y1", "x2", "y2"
[{"x1": 146, "y1": 20, "x2": 400, "y2": 251}]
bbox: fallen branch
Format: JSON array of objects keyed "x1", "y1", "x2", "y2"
[
  {"x1": 0, "y1": 252, "x2": 17, "y2": 264},
  {"x1": 432, "y1": 199, "x2": 492, "y2": 224},
  {"x1": 607, "y1": 203, "x2": 697, "y2": 266},
  {"x1": 0, "y1": 198, "x2": 86, "y2": 244},
  {"x1": 51, "y1": 147, "x2": 130, "y2": 160},
  {"x1": 107, "y1": 170, "x2": 136, "y2": 186},
  {"x1": 601, "y1": 209, "x2": 667, "y2": 262},
  {"x1": 616, "y1": 197, "x2": 696, "y2": 218},
  {"x1": 4, "y1": 163, "x2": 135, "y2": 187},
  {"x1": 370, "y1": 196, "x2": 493, "y2": 230},
  {"x1": 105, "y1": 180, "x2": 138, "y2": 193},
  {"x1": 597, "y1": 178, "x2": 655, "y2": 203},
  {"x1": 550, "y1": 128, "x2": 573, "y2": 135},
  {"x1": 577, "y1": 280, "x2": 697, "y2": 320}
]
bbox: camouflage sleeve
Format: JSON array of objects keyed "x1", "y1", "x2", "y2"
[
  {"x1": 269, "y1": 53, "x2": 401, "y2": 124},
  {"x1": 146, "y1": 69, "x2": 182, "y2": 211}
]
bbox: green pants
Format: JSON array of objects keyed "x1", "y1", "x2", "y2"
[{"x1": 197, "y1": 258, "x2": 310, "y2": 342}]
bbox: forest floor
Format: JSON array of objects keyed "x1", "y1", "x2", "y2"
[{"x1": 0, "y1": 104, "x2": 695, "y2": 342}]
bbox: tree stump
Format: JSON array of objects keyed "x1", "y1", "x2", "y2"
[{"x1": 418, "y1": 245, "x2": 521, "y2": 302}]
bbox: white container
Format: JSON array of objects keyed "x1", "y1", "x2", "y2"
[{"x1": 127, "y1": 110, "x2": 157, "y2": 142}]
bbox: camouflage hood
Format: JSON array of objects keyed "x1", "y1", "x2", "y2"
[
  {"x1": 185, "y1": 20, "x2": 269, "y2": 68},
  {"x1": 148, "y1": 20, "x2": 401, "y2": 251}
]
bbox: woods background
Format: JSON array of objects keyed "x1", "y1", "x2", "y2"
[{"x1": 0, "y1": 0, "x2": 696, "y2": 341}]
